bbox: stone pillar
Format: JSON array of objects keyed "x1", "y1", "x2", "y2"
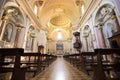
[
  {"x1": 13, "y1": 24, "x2": 25, "y2": 48},
  {"x1": 84, "y1": 37, "x2": 88, "y2": 52},
  {"x1": 97, "y1": 24, "x2": 106, "y2": 48},
  {"x1": 0, "y1": 16, "x2": 8, "y2": 40},
  {"x1": 31, "y1": 34, "x2": 36, "y2": 52},
  {"x1": 112, "y1": 0, "x2": 120, "y2": 26}
]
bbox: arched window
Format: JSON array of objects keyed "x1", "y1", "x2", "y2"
[
  {"x1": 57, "y1": 30, "x2": 62, "y2": 40},
  {"x1": 34, "y1": 5, "x2": 38, "y2": 15},
  {"x1": 26, "y1": 26, "x2": 36, "y2": 51},
  {"x1": 81, "y1": 5, "x2": 85, "y2": 14}
]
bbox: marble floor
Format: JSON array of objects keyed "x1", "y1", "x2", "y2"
[{"x1": 32, "y1": 57, "x2": 92, "y2": 80}]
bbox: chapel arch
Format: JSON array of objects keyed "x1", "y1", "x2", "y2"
[
  {"x1": 94, "y1": 3, "x2": 120, "y2": 48},
  {"x1": 0, "y1": 1, "x2": 25, "y2": 48},
  {"x1": 82, "y1": 25, "x2": 94, "y2": 52}
]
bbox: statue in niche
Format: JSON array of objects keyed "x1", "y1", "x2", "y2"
[{"x1": 3, "y1": 23, "x2": 13, "y2": 42}]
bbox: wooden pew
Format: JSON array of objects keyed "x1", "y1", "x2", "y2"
[
  {"x1": 93, "y1": 48, "x2": 120, "y2": 80},
  {"x1": 0, "y1": 48, "x2": 25, "y2": 80},
  {"x1": 63, "y1": 52, "x2": 96, "y2": 74},
  {"x1": 21, "y1": 53, "x2": 57, "y2": 76},
  {"x1": 64, "y1": 49, "x2": 120, "y2": 80},
  {"x1": 0, "y1": 48, "x2": 57, "y2": 80},
  {"x1": 64, "y1": 54, "x2": 81, "y2": 67},
  {"x1": 80, "y1": 52, "x2": 96, "y2": 75}
]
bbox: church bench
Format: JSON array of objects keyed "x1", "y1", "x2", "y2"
[
  {"x1": 0, "y1": 48, "x2": 26, "y2": 80},
  {"x1": 64, "y1": 54, "x2": 81, "y2": 67},
  {"x1": 63, "y1": 52, "x2": 96, "y2": 74},
  {"x1": 79, "y1": 52, "x2": 96, "y2": 75},
  {"x1": 21, "y1": 53, "x2": 57, "y2": 76},
  {"x1": 64, "y1": 49, "x2": 120, "y2": 80},
  {"x1": 0, "y1": 48, "x2": 57, "y2": 80},
  {"x1": 93, "y1": 48, "x2": 120, "y2": 80},
  {"x1": 80, "y1": 49, "x2": 120, "y2": 80}
]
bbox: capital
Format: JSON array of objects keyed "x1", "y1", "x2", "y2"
[
  {"x1": 16, "y1": 23, "x2": 25, "y2": 28},
  {"x1": 95, "y1": 22, "x2": 104, "y2": 30},
  {"x1": 98, "y1": 25, "x2": 103, "y2": 30},
  {"x1": 1, "y1": 16, "x2": 8, "y2": 21}
]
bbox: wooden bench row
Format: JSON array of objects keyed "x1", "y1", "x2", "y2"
[
  {"x1": 63, "y1": 48, "x2": 120, "y2": 80},
  {"x1": 0, "y1": 48, "x2": 57, "y2": 80}
]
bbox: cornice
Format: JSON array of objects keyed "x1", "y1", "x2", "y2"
[
  {"x1": 76, "y1": 0, "x2": 101, "y2": 30},
  {"x1": 17, "y1": 0, "x2": 47, "y2": 31}
]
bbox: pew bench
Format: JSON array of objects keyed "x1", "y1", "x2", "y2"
[
  {"x1": 93, "y1": 48, "x2": 120, "y2": 80},
  {"x1": 0, "y1": 48, "x2": 57, "y2": 80},
  {"x1": 0, "y1": 48, "x2": 26, "y2": 80}
]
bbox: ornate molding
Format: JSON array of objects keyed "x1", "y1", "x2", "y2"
[
  {"x1": 16, "y1": 0, "x2": 47, "y2": 31},
  {"x1": 1, "y1": 16, "x2": 8, "y2": 21},
  {"x1": 76, "y1": 0, "x2": 101, "y2": 30}
]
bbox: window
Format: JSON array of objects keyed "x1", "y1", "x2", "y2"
[
  {"x1": 34, "y1": 5, "x2": 38, "y2": 15},
  {"x1": 81, "y1": 5, "x2": 85, "y2": 14},
  {"x1": 57, "y1": 30, "x2": 62, "y2": 40}
]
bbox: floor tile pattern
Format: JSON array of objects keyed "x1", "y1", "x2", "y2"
[{"x1": 32, "y1": 57, "x2": 92, "y2": 80}]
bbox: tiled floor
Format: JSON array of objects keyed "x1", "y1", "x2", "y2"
[{"x1": 32, "y1": 57, "x2": 92, "y2": 80}]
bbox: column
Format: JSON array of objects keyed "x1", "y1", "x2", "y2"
[
  {"x1": 84, "y1": 37, "x2": 88, "y2": 52},
  {"x1": 31, "y1": 34, "x2": 36, "y2": 52},
  {"x1": 0, "y1": 16, "x2": 8, "y2": 40},
  {"x1": 13, "y1": 24, "x2": 25, "y2": 48},
  {"x1": 97, "y1": 24, "x2": 106, "y2": 48},
  {"x1": 112, "y1": 0, "x2": 120, "y2": 26}
]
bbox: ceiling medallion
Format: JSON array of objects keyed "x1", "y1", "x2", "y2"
[{"x1": 50, "y1": 15, "x2": 70, "y2": 26}]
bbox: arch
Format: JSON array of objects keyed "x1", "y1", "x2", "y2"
[
  {"x1": 93, "y1": 2, "x2": 115, "y2": 25},
  {"x1": 50, "y1": 28, "x2": 69, "y2": 41},
  {"x1": 82, "y1": 25, "x2": 91, "y2": 36},
  {"x1": 28, "y1": 25, "x2": 35, "y2": 31},
  {"x1": 93, "y1": 2, "x2": 120, "y2": 48},
  {"x1": 81, "y1": 25, "x2": 94, "y2": 52},
  {"x1": 3, "y1": 1, "x2": 25, "y2": 24},
  {"x1": 25, "y1": 25, "x2": 36, "y2": 51}
]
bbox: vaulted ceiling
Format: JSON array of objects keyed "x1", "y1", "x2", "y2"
[
  {"x1": 38, "y1": 0, "x2": 80, "y2": 28},
  {"x1": 28, "y1": 0, "x2": 92, "y2": 41}
]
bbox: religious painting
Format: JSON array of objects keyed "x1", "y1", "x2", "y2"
[
  {"x1": 3, "y1": 23, "x2": 13, "y2": 42},
  {"x1": 56, "y1": 44, "x2": 63, "y2": 50}
]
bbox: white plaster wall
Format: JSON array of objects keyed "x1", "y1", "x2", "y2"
[{"x1": 37, "y1": 30, "x2": 47, "y2": 53}]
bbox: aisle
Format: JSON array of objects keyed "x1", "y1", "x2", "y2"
[{"x1": 32, "y1": 57, "x2": 92, "y2": 80}]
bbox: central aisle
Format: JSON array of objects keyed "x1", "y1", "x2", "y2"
[{"x1": 32, "y1": 57, "x2": 92, "y2": 80}]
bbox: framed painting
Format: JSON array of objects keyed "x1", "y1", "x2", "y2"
[
  {"x1": 2, "y1": 23, "x2": 13, "y2": 42},
  {"x1": 56, "y1": 44, "x2": 63, "y2": 50}
]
